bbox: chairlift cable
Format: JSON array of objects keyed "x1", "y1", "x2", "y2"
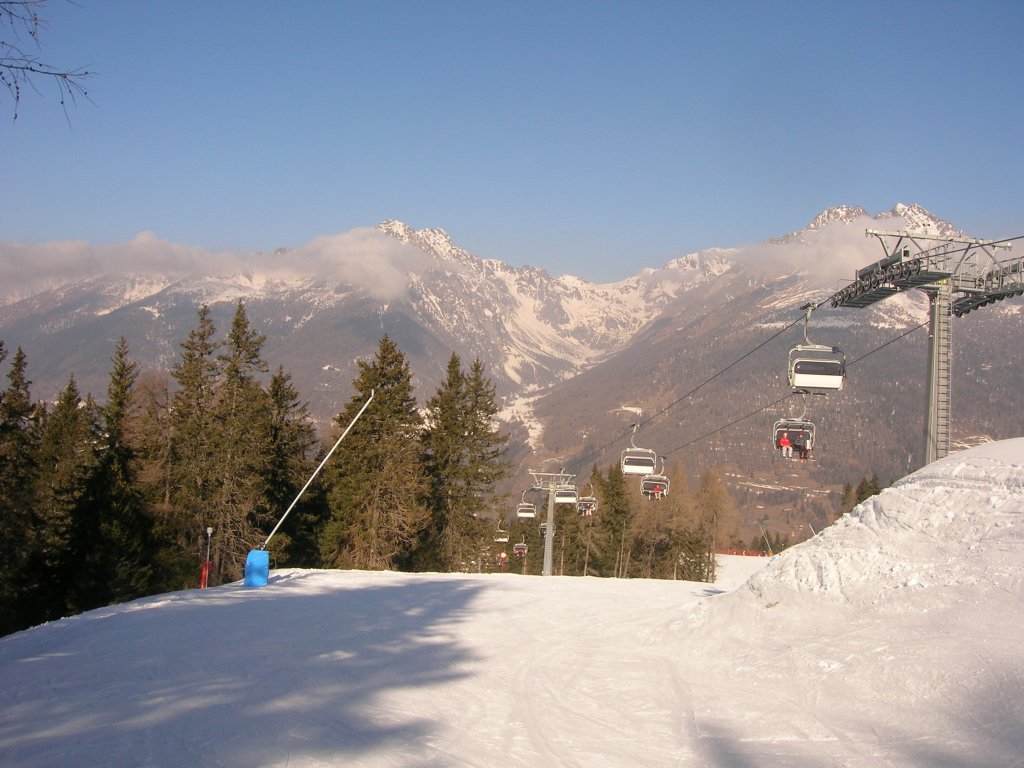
[
  {"x1": 559, "y1": 301, "x2": 933, "y2": 475},
  {"x1": 845, "y1": 321, "x2": 927, "y2": 369},
  {"x1": 661, "y1": 392, "x2": 798, "y2": 456},
  {"x1": 560, "y1": 312, "x2": 807, "y2": 474}
]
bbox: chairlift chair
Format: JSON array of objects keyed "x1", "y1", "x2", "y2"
[
  {"x1": 576, "y1": 483, "x2": 598, "y2": 516},
  {"x1": 788, "y1": 304, "x2": 846, "y2": 394},
  {"x1": 494, "y1": 519, "x2": 510, "y2": 543},
  {"x1": 513, "y1": 537, "x2": 528, "y2": 557},
  {"x1": 516, "y1": 490, "x2": 536, "y2": 520},
  {"x1": 773, "y1": 418, "x2": 815, "y2": 459},
  {"x1": 788, "y1": 345, "x2": 846, "y2": 394},
  {"x1": 554, "y1": 484, "x2": 578, "y2": 505},
  {"x1": 640, "y1": 457, "x2": 670, "y2": 499},
  {"x1": 621, "y1": 423, "x2": 658, "y2": 475},
  {"x1": 640, "y1": 474, "x2": 669, "y2": 499}
]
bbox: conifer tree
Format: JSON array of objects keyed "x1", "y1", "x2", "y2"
[
  {"x1": 319, "y1": 335, "x2": 429, "y2": 570},
  {"x1": 656, "y1": 463, "x2": 705, "y2": 581},
  {"x1": 0, "y1": 344, "x2": 41, "y2": 634},
  {"x1": 27, "y1": 376, "x2": 102, "y2": 624},
  {"x1": 855, "y1": 473, "x2": 883, "y2": 504},
  {"x1": 595, "y1": 463, "x2": 632, "y2": 577},
  {"x1": 839, "y1": 482, "x2": 857, "y2": 517},
  {"x1": 555, "y1": 464, "x2": 601, "y2": 576},
  {"x1": 418, "y1": 354, "x2": 510, "y2": 571},
  {"x1": 264, "y1": 365, "x2": 320, "y2": 566},
  {"x1": 130, "y1": 370, "x2": 188, "y2": 591},
  {"x1": 169, "y1": 305, "x2": 222, "y2": 583},
  {"x1": 92, "y1": 338, "x2": 155, "y2": 603},
  {"x1": 207, "y1": 301, "x2": 273, "y2": 583}
]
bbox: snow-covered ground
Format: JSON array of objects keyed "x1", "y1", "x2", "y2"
[{"x1": 1, "y1": 439, "x2": 1022, "y2": 767}]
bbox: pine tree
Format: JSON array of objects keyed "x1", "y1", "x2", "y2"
[
  {"x1": 207, "y1": 301, "x2": 273, "y2": 583},
  {"x1": 839, "y1": 482, "x2": 857, "y2": 517},
  {"x1": 92, "y1": 338, "x2": 155, "y2": 604},
  {"x1": 27, "y1": 376, "x2": 103, "y2": 624},
  {"x1": 0, "y1": 345, "x2": 41, "y2": 634},
  {"x1": 855, "y1": 473, "x2": 883, "y2": 504},
  {"x1": 264, "y1": 365, "x2": 320, "y2": 566},
  {"x1": 418, "y1": 354, "x2": 510, "y2": 571},
  {"x1": 319, "y1": 335, "x2": 429, "y2": 570},
  {"x1": 130, "y1": 370, "x2": 188, "y2": 591},
  {"x1": 595, "y1": 463, "x2": 632, "y2": 577},
  {"x1": 169, "y1": 305, "x2": 222, "y2": 584}
]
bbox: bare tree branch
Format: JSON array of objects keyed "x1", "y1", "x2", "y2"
[{"x1": 1, "y1": 0, "x2": 93, "y2": 121}]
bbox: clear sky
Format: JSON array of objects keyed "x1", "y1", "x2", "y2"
[{"x1": 3, "y1": 0, "x2": 1023, "y2": 283}]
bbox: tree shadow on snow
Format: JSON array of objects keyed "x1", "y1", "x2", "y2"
[{"x1": 0, "y1": 572, "x2": 487, "y2": 768}]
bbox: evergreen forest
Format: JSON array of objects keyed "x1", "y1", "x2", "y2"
[{"x1": 1, "y1": 301, "x2": 796, "y2": 638}]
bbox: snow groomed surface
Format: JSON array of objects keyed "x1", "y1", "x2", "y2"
[{"x1": 1, "y1": 439, "x2": 1022, "y2": 767}]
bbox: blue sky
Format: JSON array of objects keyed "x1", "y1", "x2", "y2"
[{"x1": 3, "y1": 0, "x2": 1023, "y2": 283}]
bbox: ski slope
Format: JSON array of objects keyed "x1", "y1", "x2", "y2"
[{"x1": 1, "y1": 440, "x2": 1023, "y2": 767}]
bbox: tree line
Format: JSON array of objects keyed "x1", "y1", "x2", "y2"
[{"x1": 1, "y1": 300, "x2": 746, "y2": 637}]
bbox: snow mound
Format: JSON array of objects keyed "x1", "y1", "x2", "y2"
[{"x1": 735, "y1": 438, "x2": 1024, "y2": 606}]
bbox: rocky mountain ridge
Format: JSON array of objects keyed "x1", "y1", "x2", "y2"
[{"x1": 2, "y1": 204, "x2": 1021, "y2": 537}]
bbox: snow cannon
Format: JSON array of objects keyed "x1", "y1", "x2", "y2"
[
  {"x1": 244, "y1": 549, "x2": 270, "y2": 588},
  {"x1": 243, "y1": 389, "x2": 375, "y2": 589}
]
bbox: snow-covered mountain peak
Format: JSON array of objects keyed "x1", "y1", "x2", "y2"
[
  {"x1": 377, "y1": 219, "x2": 476, "y2": 269},
  {"x1": 807, "y1": 205, "x2": 870, "y2": 230},
  {"x1": 878, "y1": 203, "x2": 962, "y2": 237}
]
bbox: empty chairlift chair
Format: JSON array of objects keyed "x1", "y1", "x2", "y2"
[
  {"x1": 516, "y1": 490, "x2": 536, "y2": 520},
  {"x1": 788, "y1": 304, "x2": 846, "y2": 395},
  {"x1": 554, "y1": 484, "x2": 579, "y2": 505},
  {"x1": 788, "y1": 345, "x2": 846, "y2": 394},
  {"x1": 621, "y1": 423, "x2": 658, "y2": 476},
  {"x1": 494, "y1": 519, "x2": 510, "y2": 543}
]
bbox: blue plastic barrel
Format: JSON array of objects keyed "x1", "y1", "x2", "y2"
[{"x1": 244, "y1": 549, "x2": 270, "y2": 587}]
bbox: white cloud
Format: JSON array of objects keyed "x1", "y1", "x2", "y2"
[
  {"x1": 0, "y1": 227, "x2": 429, "y2": 303},
  {"x1": 266, "y1": 227, "x2": 430, "y2": 301},
  {"x1": 732, "y1": 214, "x2": 884, "y2": 289}
]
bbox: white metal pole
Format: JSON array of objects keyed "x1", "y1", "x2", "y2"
[{"x1": 260, "y1": 389, "x2": 374, "y2": 550}]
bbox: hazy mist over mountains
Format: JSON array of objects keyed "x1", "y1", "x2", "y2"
[{"x1": 1, "y1": 203, "x2": 1021, "y2": 537}]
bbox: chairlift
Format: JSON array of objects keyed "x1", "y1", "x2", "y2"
[
  {"x1": 788, "y1": 305, "x2": 846, "y2": 394},
  {"x1": 516, "y1": 490, "x2": 536, "y2": 520},
  {"x1": 576, "y1": 483, "x2": 598, "y2": 515},
  {"x1": 554, "y1": 484, "x2": 578, "y2": 505},
  {"x1": 640, "y1": 456, "x2": 670, "y2": 499},
  {"x1": 621, "y1": 422, "x2": 657, "y2": 475},
  {"x1": 494, "y1": 519, "x2": 510, "y2": 543},
  {"x1": 513, "y1": 536, "x2": 528, "y2": 557},
  {"x1": 772, "y1": 418, "x2": 815, "y2": 460},
  {"x1": 539, "y1": 522, "x2": 547, "y2": 538},
  {"x1": 789, "y1": 346, "x2": 846, "y2": 394}
]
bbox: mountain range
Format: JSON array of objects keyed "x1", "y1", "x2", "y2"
[{"x1": 2, "y1": 203, "x2": 1021, "y2": 542}]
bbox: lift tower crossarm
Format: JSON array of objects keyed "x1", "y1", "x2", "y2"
[
  {"x1": 826, "y1": 229, "x2": 1020, "y2": 468},
  {"x1": 528, "y1": 469, "x2": 575, "y2": 576}
]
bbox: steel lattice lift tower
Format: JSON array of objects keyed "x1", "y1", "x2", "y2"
[
  {"x1": 528, "y1": 470, "x2": 576, "y2": 576},
  {"x1": 828, "y1": 229, "x2": 1019, "y2": 465}
]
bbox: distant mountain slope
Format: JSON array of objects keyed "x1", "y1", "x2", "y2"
[{"x1": 1, "y1": 204, "x2": 1021, "y2": 536}]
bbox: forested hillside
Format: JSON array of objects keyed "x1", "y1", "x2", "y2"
[{"x1": 1, "y1": 302, "x2": 751, "y2": 637}]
